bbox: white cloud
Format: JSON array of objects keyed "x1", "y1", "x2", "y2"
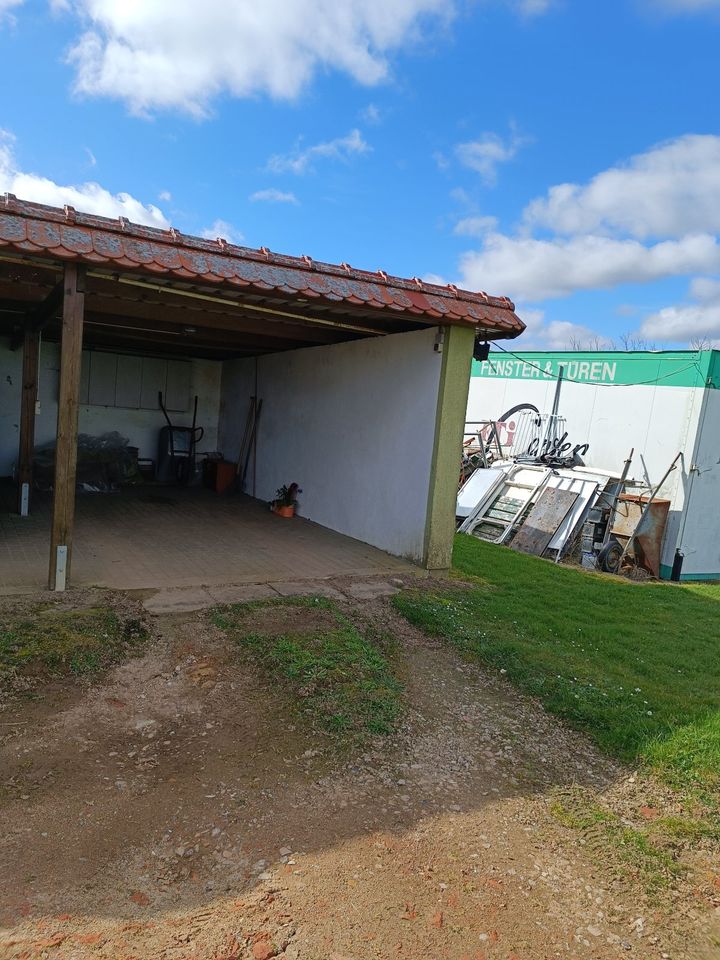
[
  {"x1": 453, "y1": 135, "x2": 720, "y2": 317},
  {"x1": 512, "y1": 308, "x2": 609, "y2": 349},
  {"x1": 641, "y1": 301, "x2": 720, "y2": 341},
  {"x1": 267, "y1": 128, "x2": 370, "y2": 175},
  {"x1": 525, "y1": 135, "x2": 720, "y2": 239},
  {"x1": 249, "y1": 188, "x2": 299, "y2": 204},
  {"x1": 158, "y1": 189, "x2": 172, "y2": 202},
  {"x1": 640, "y1": 275, "x2": 720, "y2": 341},
  {"x1": 0, "y1": 129, "x2": 169, "y2": 228},
  {"x1": 0, "y1": 0, "x2": 23, "y2": 24},
  {"x1": 200, "y1": 218, "x2": 244, "y2": 244},
  {"x1": 57, "y1": 0, "x2": 453, "y2": 117},
  {"x1": 423, "y1": 271, "x2": 448, "y2": 286},
  {"x1": 459, "y1": 232, "x2": 720, "y2": 301},
  {"x1": 689, "y1": 276, "x2": 720, "y2": 301},
  {"x1": 84, "y1": 146, "x2": 97, "y2": 167},
  {"x1": 453, "y1": 215, "x2": 498, "y2": 237},
  {"x1": 456, "y1": 128, "x2": 527, "y2": 186},
  {"x1": 361, "y1": 103, "x2": 382, "y2": 124}
]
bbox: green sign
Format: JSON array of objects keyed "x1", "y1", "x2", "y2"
[{"x1": 472, "y1": 350, "x2": 718, "y2": 389}]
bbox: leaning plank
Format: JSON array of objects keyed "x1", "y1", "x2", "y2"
[
  {"x1": 49, "y1": 263, "x2": 85, "y2": 591},
  {"x1": 510, "y1": 487, "x2": 579, "y2": 557}
]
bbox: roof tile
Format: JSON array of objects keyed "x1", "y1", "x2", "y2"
[{"x1": 0, "y1": 197, "x2": 525, "y2": 337}]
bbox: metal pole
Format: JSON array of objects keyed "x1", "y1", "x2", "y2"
[
  {"x1": 540, "y1": 365, "x2": 564, "y2": 458},
  {"x1": 618, "y1": 451, "x2": 682, "y2": 568},
  {"x1": 601, "y1": 448, "x2": 634, "y2": 548}
]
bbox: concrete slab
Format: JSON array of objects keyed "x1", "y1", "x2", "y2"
[
  {"x1": 208, "y1": 583, "x2": 277, "y2": 605},
  {"x1": 143, "y1": 588, "x2": 214, "y2": 614},
  {"x1": 342, "y1": 579, "x2": 401, "y2": 600},
  {"x1": 270, "y1": 580, "x2": 345, "y2": 600}
]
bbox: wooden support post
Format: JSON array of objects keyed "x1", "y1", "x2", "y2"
[
  {"x1": 17, "y1": 327, "x2": 40, "y2": 516},
  {"x1": 49, "y1": 263, "x2": 85, "y2": 591}
]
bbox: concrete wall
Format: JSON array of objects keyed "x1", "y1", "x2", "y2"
[
  {"x1": 0, "y1": 337, "x2": 222, "y2": 476},
  {"x1": 219, "y1": 327, "x2": 443, "y2": 562}
]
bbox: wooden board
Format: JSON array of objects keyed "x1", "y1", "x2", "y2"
[{"x1": 511, "y1": 487, "x2": 580, "y2": 556}]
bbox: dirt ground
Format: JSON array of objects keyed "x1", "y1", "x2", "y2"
[{"x1": 0, "y1": 578, "x2": 717, "y2": 960}]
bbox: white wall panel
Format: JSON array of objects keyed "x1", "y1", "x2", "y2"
[{"x1": 0, "y1": 337, "x2": 222, "y2": 475}]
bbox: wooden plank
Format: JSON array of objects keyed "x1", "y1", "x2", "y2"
[
  {"x1": 49, "y1": 263, "x2": 86, "y2": 591},
  {"x1": 510, "y1": 487, "x2": 580, "y2": 557},
  {"x1": 16, "y1": 326, "x2": 39, "y2": 514},
  {"x1": 26, "y1": 282, "x2": 64, "y2": 331}
]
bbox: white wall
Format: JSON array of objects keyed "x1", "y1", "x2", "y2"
[
  {"x1": 677, "y1": 390, "x2": 720, "y2": 579},
  {"x1": 0, "y1": 337, "x2": 222, "y2": 476},
  {"x1": 219, "y1": 327, "x2": 442, "y2": 562}
]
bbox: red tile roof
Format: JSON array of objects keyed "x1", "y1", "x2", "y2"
[{"x1": 0, "y1": 195, "x2": 524, "y2": 336}]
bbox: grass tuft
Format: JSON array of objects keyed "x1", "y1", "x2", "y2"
[
  {"x1": 212, "y1": 595, "x2": 402, "y2": 742},
  {"x1": 0, "y1": 605, "x2": 148, "y2": 683},
  {"x1": 550, "y1": 788, "x2": 681, "y2": 896}
]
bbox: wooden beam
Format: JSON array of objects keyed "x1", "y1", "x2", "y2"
[
  {"x1": 16, "y1": 326, "x2": 39, "y2": 515},
  {"x1": 49, "y1": 263, "x2": 86, "y2": 591},
  {"x1": 84, "y1": 286, "x2": 350, "y2": 343},
  {"x1": 81, "y1": 312, "x2": 341, "y2": 351},
  {"x1": 26, "y1": 282, "x2": 64, "y2": 331}
]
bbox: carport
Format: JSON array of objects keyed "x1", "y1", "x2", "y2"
[{"x1": 0, "y1": 196, "x2": 524, "y2": 591}]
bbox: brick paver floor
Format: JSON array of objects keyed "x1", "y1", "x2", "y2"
[{"x1": 0, "y1": 483, "x2": 416, "y2": 592}]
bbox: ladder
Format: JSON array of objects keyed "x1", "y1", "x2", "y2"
[{"x1": 459, "y1": 467, "x2": 552, "y2": 544}]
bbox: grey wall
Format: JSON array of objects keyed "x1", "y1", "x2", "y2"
[
  {"x1": 0, "y1": 337, "x2": 222, "y2": 476},
  {"x1": 219, "y1": 327, "x2": 443, "y2": 562}
]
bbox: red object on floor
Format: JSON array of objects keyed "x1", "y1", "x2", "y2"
[{"x1": 204, "y1": 460, "x2": 236, "y2": 494}]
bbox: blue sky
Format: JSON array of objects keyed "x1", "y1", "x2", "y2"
[{"x1": 1, "y1": 0, "x2": 719, "y2": 349}]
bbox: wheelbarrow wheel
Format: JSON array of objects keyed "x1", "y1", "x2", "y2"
[{"x1": 598, "y1": 538, "x2": 624, "y2": 574}]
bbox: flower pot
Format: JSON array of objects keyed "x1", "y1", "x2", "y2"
[{"x1": 273, "y1": 504, "x2": 295, "y2": 518}]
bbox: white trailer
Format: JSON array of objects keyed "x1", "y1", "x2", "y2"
[{"x1": 466, "y1": 350, "x2": 720, "y2": 581}]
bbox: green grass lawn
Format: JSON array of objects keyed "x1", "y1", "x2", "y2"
[
  {"x1": 212, "y1": 595, "x2": 402, "y2": 742},
  {"x1": 393, "y1": 535, "x2": 719, "y2": 800}
]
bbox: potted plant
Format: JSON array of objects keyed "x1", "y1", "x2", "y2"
[{"x1": 271, "y1": 482, "x2": 301, "y2": 518}]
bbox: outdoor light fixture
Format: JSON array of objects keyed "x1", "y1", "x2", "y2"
[{"x1": 473, "y1": 338, "x2": 490, "y2": 362}]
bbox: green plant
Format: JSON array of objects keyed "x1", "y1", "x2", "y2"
[
  {"x1": 273, "y1": 483, "x2": 301, "y2": 508},
  {"x1": 212, "y1": 595, "x2": 402, "y2": 742}
]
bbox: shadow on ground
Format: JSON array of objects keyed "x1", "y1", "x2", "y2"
[{"x1": 0, "y1": 578, "x2": 716, "y2": 960}]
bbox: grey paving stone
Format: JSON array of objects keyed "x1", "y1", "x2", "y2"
[
  {"x1": 208, "y1": 583, "x2": 277, "y2": 604},
  {"x1": 270, "y1": 580, "x2": 345, "y2": 600},
  {"x1": 143, "y1": 588, "x2": 214, "y2": 614},
  {"x1": 343, "y1": 580, "x2": 401, "y2": 600}
]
